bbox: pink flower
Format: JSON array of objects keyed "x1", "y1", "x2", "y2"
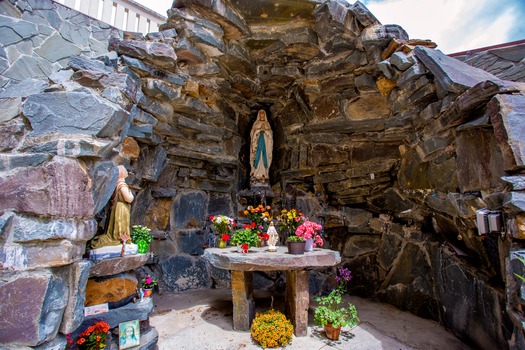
[
  {"x1": 295, "y1": 221, "x2": 323, "y2": 246},
  {"x1": 146, "y1": 276, "x2": 152, "y2": 284}
]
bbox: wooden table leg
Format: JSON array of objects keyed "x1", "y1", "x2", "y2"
[
  {"x1": 285, "y1": 269, "x2": 309, "y2": 336},
  {"x1": 231, "y1": 270, "x2": 255, "y2": 331}
]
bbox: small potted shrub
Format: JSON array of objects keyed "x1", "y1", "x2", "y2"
[
  {"x1": 286, "y1": 234, "x2": 305, "y2": 255},
  {"x1": 230, "y1": 227, "x2": 259, "y2": 253},
  {"x1": 250, "y1": 309, "x2": 294, "y2": 348},
  {"x1": 314, "y1": 266, "x2": 359, "y2": 340}
]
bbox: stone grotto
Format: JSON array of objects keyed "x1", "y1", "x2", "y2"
[{"x1": 1, "y1": 0, "x2": 525, "y2": 349}]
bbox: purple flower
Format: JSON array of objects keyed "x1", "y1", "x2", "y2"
[{"x1": 338, "y1": 267, "x2": 352, "y2": 282}]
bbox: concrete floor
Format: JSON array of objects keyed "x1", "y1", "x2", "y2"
[{"x1": 150, "y1": 289, "x2": 472, "y2": 350}]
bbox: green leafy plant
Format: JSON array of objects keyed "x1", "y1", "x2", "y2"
[
  {"x1": 314, "y1": 267, "x2": 359, "y2": 329},
  {"x1": 230, "y1": 228, "x2": 259, "y2": 247},
  {"x1": 286, "y1": 235, "x2": 304, "y2": 242},
  {"x1": 250, "y1": 309, "x2": 294, "y2": 348},
  {"x1": 131, "y1": 225, "x2": 152, "y2": 244}
]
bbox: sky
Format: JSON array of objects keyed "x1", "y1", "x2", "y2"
[{"x1": 138, "y1": 0, "x2": 525, "y2": 54}]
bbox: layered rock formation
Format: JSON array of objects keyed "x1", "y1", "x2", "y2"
[{"x1": 1, "y1": 0, "x2": 525, "y2": 349}]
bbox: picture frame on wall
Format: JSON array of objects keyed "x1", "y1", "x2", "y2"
[{"x1": 119, "y1": 320, "x2": 140, "y2": 349}]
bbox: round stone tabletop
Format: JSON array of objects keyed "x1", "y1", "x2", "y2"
[{"x1": 204, "y1": 246, "x2": 341, "y2": 271}]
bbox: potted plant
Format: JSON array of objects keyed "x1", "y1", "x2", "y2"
[
  {"x1": 250, "y1": 309, "x2": 294, "y2": 348},
  {"x1": 141, "y1": 274, "x2": 157, "y2": 298},
  {"x1": 286, "y1": 234, "x2": 305, "y2": 255},
  {"x1": 295, "y1": 220, "x2": 324, "y2": 252},
  {"x1": 131, "y1": 225, "x2": 152, "y2": 254},
  {"x1": 231, "y1": 227, "x2": 259, "y2": 253},
  {"x1": 313, "y1": 266, "x2": 359, "y2": 341},
  {"x1": 66, "y1": 320, "x2": 110, "y2": 350}
]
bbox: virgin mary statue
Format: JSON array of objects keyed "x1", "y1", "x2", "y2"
[{"x1": 250, "y1": 110, "x2": 273, "y2": 187}]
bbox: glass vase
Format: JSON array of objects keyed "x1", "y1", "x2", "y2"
[{"x1": 137, "y1": 239, "x2": 149, "y2": 254}]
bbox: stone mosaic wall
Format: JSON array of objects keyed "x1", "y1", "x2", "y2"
[{"x1": 1, "y1": 0, "x2": 525, "y2": 348}]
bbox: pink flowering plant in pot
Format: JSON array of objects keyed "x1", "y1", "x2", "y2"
[{"x1": 295, "y1": 220, "x2": 324, "y2": 247}]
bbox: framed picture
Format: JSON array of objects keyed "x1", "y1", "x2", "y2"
[{"x1": 119, "y1": 320, "x2": 140, "y2": 349}]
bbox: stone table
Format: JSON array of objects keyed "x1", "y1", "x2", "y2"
[{"x1": 203, "y1": 246, "x2": 341, "y2": 336}]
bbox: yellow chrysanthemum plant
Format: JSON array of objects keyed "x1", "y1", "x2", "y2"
[{"x1": 250, "y1": 309, "x2": 294, "y2": 348}]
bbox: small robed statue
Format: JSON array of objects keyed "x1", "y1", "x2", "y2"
[{"x1": 267, "y1": 221, "x2": 279, "y2": 252}]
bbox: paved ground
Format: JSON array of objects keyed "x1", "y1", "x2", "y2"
[{"x1": 150, "y1": 289, "x2": 472, "y2": 350}]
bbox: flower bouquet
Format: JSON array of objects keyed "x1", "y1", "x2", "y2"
[
  {"x1": 295, "y1": 220, "x2": 324, "y2": 251},
  {"x1": 210, "y1": 215, "x2": 236, "y2": 235},
  {"x1": 66, "y1": 320, "x2": 110, "y2": 350},
  {"x1": 278, "y1": 208, "x2": 304, "y2": 241},
  {"x1": 243, "y1": 205, "x2": 272, "y2": 233}
]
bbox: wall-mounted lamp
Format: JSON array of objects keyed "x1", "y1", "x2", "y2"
[{"x1": 476, "y1": 209, "x2": 502, "y2": 235}]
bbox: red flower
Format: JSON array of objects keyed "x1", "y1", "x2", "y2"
[
  {"x1": 260, "y1": 233, "x2": 269, "y2": 241},
  {"x1": 251, "y1": 222, "x2": 256, "y2": 228},
  {"x1": 209, "y1": 215, "x2": 214, "y2": 220},
  {"x1": 243, "y1": 224, "x2": 251, "y2": 229},
  {"x1": 77, "y1": 337, "x2": 85, "y2": 345},
  {"x1": 221, "y1": 234, "x2": 230, "y2": 242},
  {"x1": 241, "y1": 243, "x2": 249, "y2": 253}
]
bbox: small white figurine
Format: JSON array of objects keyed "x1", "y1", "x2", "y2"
[
  {"x1": 267, "y1": 221, "x2": 279, "y2": 252},
  {"x1": 139, "y1": 287, "x2": 144, "y2": 302}
]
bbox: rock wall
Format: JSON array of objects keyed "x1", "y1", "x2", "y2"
[{"x1": 2, "y1": 0, "x2": 525, "y2": 349}]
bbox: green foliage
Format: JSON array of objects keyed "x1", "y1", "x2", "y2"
[
  {"x1": 231, "y1": 228, "x2": 259, "y2": 247},
  {"x1": 314, "y1": 291, "x2": 359, "y2": 328},
  {"x1": 131, "y1": 225, "x2": 152, "y2": 244},
  {"x1": 286, "y1": 235, "x2": 304, "y2": 242},
  {"x1": 250, "y1": 309, "x2": 293, "y2": 348},
  {"x1": 314, "y1": 267, "x2": 359, "y2": 329}
]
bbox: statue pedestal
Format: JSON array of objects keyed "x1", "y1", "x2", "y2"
[{"x1": 88, "y1": 244, "x2": 138, "y2": 261}]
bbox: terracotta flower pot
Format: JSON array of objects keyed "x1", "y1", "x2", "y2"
[
  {"x1": 324, "y1": 323, "x2": 341, "y2": 340},
  {"x1": 286, "y1": 241, "x2": 306, "y2": 255}
]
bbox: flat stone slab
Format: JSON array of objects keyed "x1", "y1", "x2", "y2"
[
  {"x1": 89, "y1": 253, "x2": 151, "y2": 277},
  {"x1": 204, "y1": 246, "x2": 340, "y2": 271}
]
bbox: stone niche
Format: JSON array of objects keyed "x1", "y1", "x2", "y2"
[{"x1": 1, "y1": 0, "x2": 525, "y2": 349}]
